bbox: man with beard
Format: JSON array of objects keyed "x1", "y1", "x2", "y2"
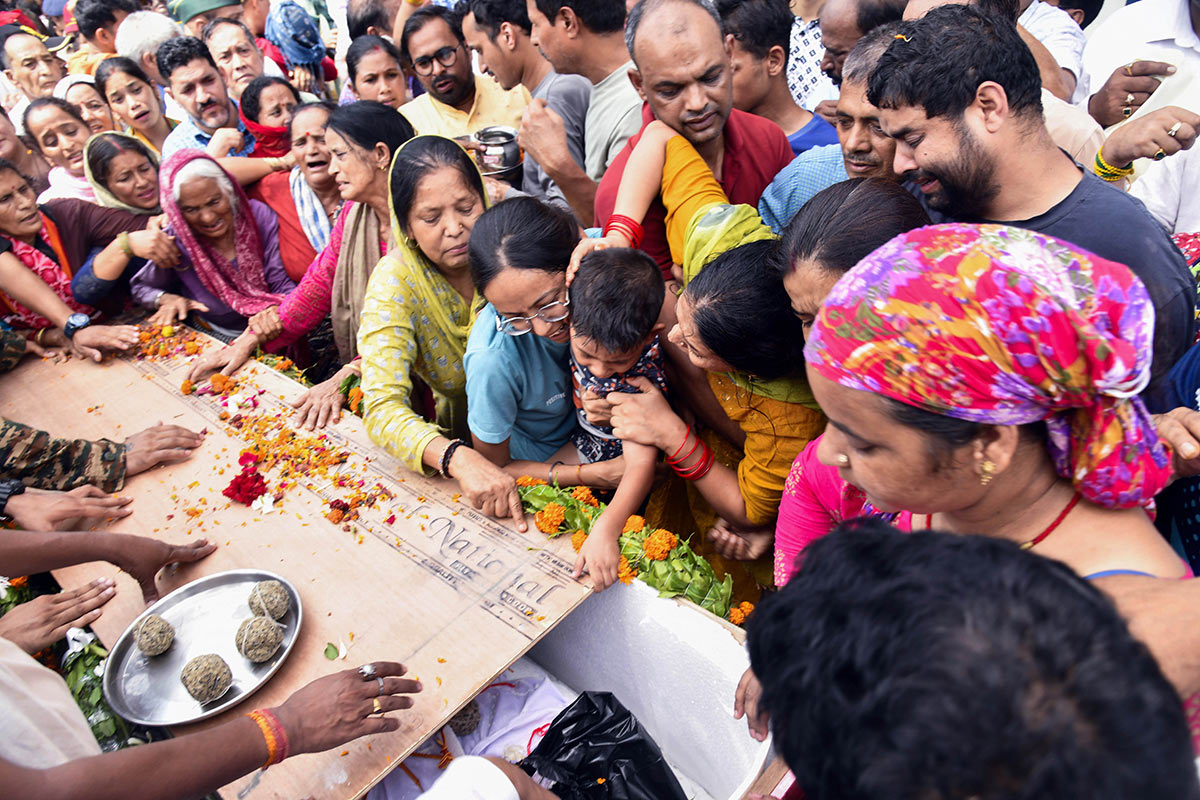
[
  {"x1": 157, "y1": 35, "x2": 256, "y2": 158},
  {"x1": 813, "y1": 0, "x2": 906, "y2": 121},
  {"x1": 759, "y1": 22, "x2": 900, "y2": 231},
  {"x1": 398, "y1": 5, "x2": 530, "y2": 139},
  {"x1": 593, "y1": 0, "x2": 793, "y2": 277},
  {"x1": 869, "y1": 4, "x2": 1193, "y2": 408}
]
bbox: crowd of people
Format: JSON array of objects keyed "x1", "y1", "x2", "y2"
[{"x1": 2, "y1": 0, "x2": 1200, "y2": 795}]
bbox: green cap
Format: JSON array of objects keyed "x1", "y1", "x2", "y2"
[{"x1": 167, "y1": 0, "x2": 240, "y2": 24}]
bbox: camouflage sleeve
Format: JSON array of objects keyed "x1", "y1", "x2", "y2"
[
  {"x1": 0, "y1": 330, "x2": 28, "y2": 373},
  {"x1": 0, "y1": 418, "x2": 127, "y2": 492}
]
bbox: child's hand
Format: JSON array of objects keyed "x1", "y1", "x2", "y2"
[
  {"x1": 573, "y1": 514, "x2": 621, "y2": 592},
  {"x1": 567, "y1": 234, "x2": 631, "y2": 286}
]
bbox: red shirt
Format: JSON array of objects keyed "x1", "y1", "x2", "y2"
[
  {"x1": 594, "y1": 104, "x2": 793, "y2": 276},
  {"x1": 248, "y1": 171, "x2": 319, "y2": 283}
]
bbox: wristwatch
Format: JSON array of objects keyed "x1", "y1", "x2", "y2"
[
  {"x1": 0, "y1": 478, "x2": 26, "y2": 521},
  {"x1": 63, "y1": 313, "x2": 92, "y2": 340}
]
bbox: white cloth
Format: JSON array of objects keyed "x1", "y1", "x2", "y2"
[
  {"x1": 0, "y1": 636, "x2": 100, "y2": 768},
  {"x1": 1019, "y1": 0, "x2": 1089, "y2": 104},
  {"x1": 1081, "y1": 0, "x2": 1200, "y2": 113},
  {"x1": 787, "y1": 16, "x2": 838, "y2": 111},
  {"x1": 8, "y1": 94, "x2": 30, "y2": 135},
  {"x1": 1130, "y1": 144, "x2": 1200, "y2": 234},
  {"x1": 414, "y1": 756, "x2": 520, "y2": 800}
]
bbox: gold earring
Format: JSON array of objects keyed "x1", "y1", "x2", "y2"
[{"x1": 979, "y1": 459, "x2": 996, "y2": 486}]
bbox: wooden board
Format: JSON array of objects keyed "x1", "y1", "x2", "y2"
[{"x1": 0, "y1": 337, "x2": 591, "y2": 799}]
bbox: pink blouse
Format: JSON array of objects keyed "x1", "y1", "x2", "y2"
[
  {"x1": 273, "y1": 202, "x2": 387, "y2": 350},
  {"x1": 774, "y1": 435, "x2": 913, "y2": 586}
]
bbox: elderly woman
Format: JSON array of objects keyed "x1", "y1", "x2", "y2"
[
  {"x1": 52, "y1": 75, "x2": 118, "y2": 135},
  {"x1": 131, "y1": 152, "x2": 294, "y2": 335},
  {"x1": 192, "y1": 102, "x2": 414, "y2": 426},
  {"x1": 346, "y1": 36, "x2": 407, "y2": 110},
  {"x1": 0, "y1": 157, "x2": 168, "y2": 359},
  {"x1": 358, "y1": 135, "x2": 528, "y2": 527},
  {"x1": 245, "y1": 101, "x2": 341, "y2": 282},
  {"x1": 238, "y1": 76, "x2": 301, "y2": 158},
  {"x1": 95, "y1": 57, "x2": 178, "y2": 155},
  {"x1": 24, "y1": 98, "x2": 96, "y2": 203}
]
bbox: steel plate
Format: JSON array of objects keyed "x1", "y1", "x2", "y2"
[{"x1": 102, "y1": 569, "x2": 302, "y2": 727}]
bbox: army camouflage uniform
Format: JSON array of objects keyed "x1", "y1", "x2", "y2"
[{"x1": 0, "y1": 331, "x2": 126, "y2": 492}]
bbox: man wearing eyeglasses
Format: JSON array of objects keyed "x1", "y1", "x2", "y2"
[{"x1": 398, "y1": 5, "x2": 531, "y2": 139}]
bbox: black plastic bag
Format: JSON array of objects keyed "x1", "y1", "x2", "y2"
[{"x1": 519, "y1": 691, "x2": 688, "y2": 800}]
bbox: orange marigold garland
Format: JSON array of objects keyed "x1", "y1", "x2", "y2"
[
  {"x1": 616, "y1": 556, "x2": 638, "y2": 585},
  {"x1": 642, "y1": 528, "x2": 679, "y2": 561},
  {"x1": 570, "y1": 486, "x2": 599, "y2": 507},
  {"x1": 516, "y1": 475, "x2": 548, "y2": 487},
  {"x1": 728, "y1": 601, "x2": 755, "y2": 626},
  {"x1": 622, "y1": 515, "x2": 646, "y2": 534},
  {"x1": 534, "y1": 503, "x2": 566, "y2": 534},
  {"x1": 571, "y1": 530, "x2": 588, "y2": 552},
  {"x1": 180, "y1": 379, "x2": 194, "y2": 395},
  {"x1": 348, "y1": 386, "x2": 364, "y2": 415}
]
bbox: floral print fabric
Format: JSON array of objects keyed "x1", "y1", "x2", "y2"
[{"x1": 804, "y1": 223, "x2": 1171, "y2": 509}]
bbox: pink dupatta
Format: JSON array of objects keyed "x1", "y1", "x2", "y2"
[{"x1": 159, "y1": 151, "x2": 285, "y2": 317}]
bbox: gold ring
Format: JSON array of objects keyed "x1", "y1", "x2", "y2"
[
  {"x1": 1169, "y1": 121, "x2": 1182, "y2": 137},
  {"x1": 1154, "y1": 148, "x2": 1167, "y2": 160},
  {"x1": 1124, "y1": 61, "x2": 1137, "y2": 77},
  {"x1": 1122, "y1": 106, "x2": 1133, "y2": 118},
  {"x1": 372, "y1": 697, "x2": 383, "y2": 714}
]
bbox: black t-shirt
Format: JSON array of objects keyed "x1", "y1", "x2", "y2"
[{"x1": 917, "y1": 171, "x2": 1195, "y2": 412}]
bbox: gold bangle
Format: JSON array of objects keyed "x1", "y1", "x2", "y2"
[
  {"x1": 34, "y1": 328, "x2": 46, "y2": 346},
  {"x1": 118, "y1": 231, "x2": 133, "y2": 258}
]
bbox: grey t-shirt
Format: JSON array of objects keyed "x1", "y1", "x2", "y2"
[
  {"x1": 584, "y1": 61, "x2": 643, "y2": 183},
  {"x1": 524, "y1": 69, "x2": 592, "y2": 214}
]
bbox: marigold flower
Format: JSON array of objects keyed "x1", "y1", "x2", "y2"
[
  {"x1": 183, "y1": 341, "x2": 199, "y2": 355},
  {"x1": 617, "y1": 555, "x2": 638, "y2": 584},
  {"x1": 570, "y1": 486, "x2": 599, "y2": 507},
  {"x1": 622, "y1": 515, "x2": 646, "y2": 535},
  {"x1": 729, "y1": 607, "x2": 747, "y2": 625},
  {"x1": 642, "y1": 528, "x2": 679, "y2": 561},
  {"x1": 348, "y1": 386, "x2": 364, "y2": 415},
  {"x1": 10, "y1": 575, "x2": 28, "y2": 589},
  {"x1": 571, "y1": 530, "x2": 588, "y2": 552},
  {"x1": 516, "y1": 475, "x2": 548, "y2": 487},
  {"x1": 534, "y1": 503, "x2": 566, "y2": 534},
  {"x1": 180, "y1": 379, "x2": 194, "y2": 395}
]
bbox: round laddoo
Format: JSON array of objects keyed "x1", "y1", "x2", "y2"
[
  {"x1": 235, "y1": 616, "x2": 283, "y2": 663},
  {"x1": 134, "y1": 614, "x2": 174, "y2": 656},
  {"x1": 180, "y1": 654, "x2": 232, "y2": 702},
  {"x1": 247, "y1": 580, "x2": 289, "y2": 620}
]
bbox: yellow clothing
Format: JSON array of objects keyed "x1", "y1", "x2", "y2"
[
  {"x1": 66, "y1": 48, "x2": 112, "y2": 76},
  {"x1": 399, "y1": 74, "x2": 530, "y2": 139},
  {"x1": 129, "y1": 119, "x2": 178, "y2": 156},
  {"x1": 358, "y1": 136, "x2": 487, "y2": 474}
]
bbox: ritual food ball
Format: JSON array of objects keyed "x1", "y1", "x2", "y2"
[
  {"x1": 247, "y1": 580, "x2": 289, "y2": 620},
  {"x1": 449, "y1": 699, "x2": 481, "y2": 736},
  {"x1": 134, "y1": 614, "x2": 174, "y2": 657},
  {"x1": 181, "y1": 654, "x2": 232, "y2": 702},
  {"x1": 235, "y1": 616, "x2": 283, "y2": 663}
]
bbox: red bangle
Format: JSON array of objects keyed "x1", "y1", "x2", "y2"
[
  {"x1": 674, "y1": 442, "x2": 714, "y2": 479},
  {"x1": 667, "y1": 426, "x2": 694, "y2": 463},
  {"x1": 603, "y1": 214, "x2": 645, "y2": 249}
]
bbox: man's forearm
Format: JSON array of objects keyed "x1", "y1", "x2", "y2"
[
  {"x1": 0, "y1": 529, "x2": 130, "y2": 577},
  {"x1": 542, "y1": 158, "x2": 597, "y2": 227},
  {"x1": 0, "y1": 418, "x2": 126, "y2": 491}
]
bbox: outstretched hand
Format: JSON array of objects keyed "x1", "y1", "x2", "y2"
[
  {"x1": 109, "y1": 535, "x2": 217, "y2": 603},
  {"x1": 0, "y1": 578, "x2": 115, "y2": 653}
]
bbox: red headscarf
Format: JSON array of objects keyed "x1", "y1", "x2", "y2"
[
  {"x1": 160, "y1": 150, "x2": 285, "y2": 316},
  {"x1": 239, "y1": 103, "x2": 291, "y2": 158}
]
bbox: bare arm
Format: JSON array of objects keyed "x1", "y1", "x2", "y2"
[
  {"x1": 473, "y1": 434, "x2": 622, "y2": 489},
  {"x1": 1019, "y1": 25, "x2": 1069, "y2": 100}
]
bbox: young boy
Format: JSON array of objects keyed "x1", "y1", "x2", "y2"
[
  {"x1": 716, "y1": 0, "x2": 838, "y2": 156},
  {"x1": 568, "y1": 247, "x2": 666, "y2": 592}
]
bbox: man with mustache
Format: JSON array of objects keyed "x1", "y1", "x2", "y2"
[
  {"x1": 869, "y1": 4, "x2": 1193, "y2": 409},
  {"x1": 461, "y1": 0, "x2": 591, "y2": 218},
  {"x1": 157, "y1": 35, "x2": 256, "y2": 158},
  {"x1": 593, "y1": 0, "x2": 793, "y2": 277},
  {"x1": 813, "y1": 0, "x2": 906, "y2": 121},
  {"x1": 398, "y1": 5, "x2": 529, "y2": 139},
  {"x1": 758, "y1": 22, "x2": 901, "y2": 232}
]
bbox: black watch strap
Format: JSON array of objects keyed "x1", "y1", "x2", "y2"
[{"x1": 0, "y1": 478, "x2": 26, "y2": 518}]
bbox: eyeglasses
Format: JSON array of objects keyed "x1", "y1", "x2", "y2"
[
  {"x1": 495, "y1": 297, "x2": 571, "y2": 336},
  {"x1": 411, "y1": 44, "x2": 462, "y2": 76}
]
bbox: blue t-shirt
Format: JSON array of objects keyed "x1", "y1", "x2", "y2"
[
  {"x1": 786, "y1": 113, "x2": 839, "y2": 157},
  {"x1": 465, "y1": 304, "x2": 577, "y2": 462}
]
